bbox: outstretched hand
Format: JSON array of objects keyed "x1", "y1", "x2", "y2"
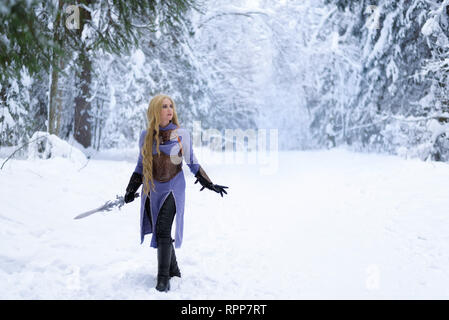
[
  {"x1": 211, "y1": 184, "x2": 229, "y2": 197},
  {"x1": 194, "y1": 177, "x2": 229, "y2": 197}
]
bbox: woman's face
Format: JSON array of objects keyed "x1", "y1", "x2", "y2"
[{"x1": 160, "y1": 98, "x2": 174, "y2": 126}]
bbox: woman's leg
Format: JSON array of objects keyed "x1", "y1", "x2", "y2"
[
  {"x1": 156, "y1": 192, "x2": 176, "y2": 240},
  {"x1": 155, "y1": 192, "x2": 181, "y2": 278},
  {"x1": 155, "y1": 192, "x2": 176, "y2": 292},
  {"x1": 155, "y1": 192, "x2": 180, "y2": 277}
]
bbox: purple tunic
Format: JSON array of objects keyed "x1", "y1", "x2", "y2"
[{"x1": 133, "y1": 122, "x2": 200, "y2": 248}]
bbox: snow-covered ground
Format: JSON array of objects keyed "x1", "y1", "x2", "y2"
[{"x1": 1, "y1": 147, "x2": 449, "y2": 299}]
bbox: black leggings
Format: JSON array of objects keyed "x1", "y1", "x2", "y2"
[{"x1": 156, "y1": 192, "x2": 176, "y2": 242}]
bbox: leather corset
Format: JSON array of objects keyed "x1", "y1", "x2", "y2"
[{"x1": 152, "y1": 129, "x2": 183, "y2": 182}]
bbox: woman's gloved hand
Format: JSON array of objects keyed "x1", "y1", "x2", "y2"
[
  {"x1": 210, "y1": 184, "x2": 229, "y2": 197},
  {"x1": 194, "y1": 166, "x2": 229, "y2": 197},
  {"x1": 124, "y1": 172, "x2": 143, "y2": 203}
]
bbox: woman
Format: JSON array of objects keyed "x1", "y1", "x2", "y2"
[{"x1": 123, "y1": 94, "x2": 228, "y2": 292}]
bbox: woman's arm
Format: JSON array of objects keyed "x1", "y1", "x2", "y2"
[
  {"x1": 179, "y1": 128, "x2": 200, "y2": 176},
  {"x1": 179, "y1": 128, "x2": 228, "y2": 197}
]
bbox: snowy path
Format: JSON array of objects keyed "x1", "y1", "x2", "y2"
[{"x1": 1, "y1": 148, "x2": 449, "y2": 299}]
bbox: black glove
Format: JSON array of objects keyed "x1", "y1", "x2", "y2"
[
  {"x1": 194, "y1": 166, "x2": 229, "y2": 197},
  {"x1": 124, "y1": 172, "x2": 143, "y2": 203},
  {"x1": 210, "y1": 184, "x2": 229, "y2": 198}
]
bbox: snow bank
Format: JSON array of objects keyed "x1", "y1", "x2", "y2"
[{"x1": 27, "y1": 131, "x2": 87, "y2": 164}]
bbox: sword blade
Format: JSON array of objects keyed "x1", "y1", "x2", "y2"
[
  {"x1": 73, "y1": 208, "x2": 102, "y2": 220},
  {"x1": 73, "y1": 193, "x2": 139, "y2": 220}
]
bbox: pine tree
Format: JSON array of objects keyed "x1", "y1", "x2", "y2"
[{"x1": 0, "y1": 0, "x2": 200, "y2": 148}]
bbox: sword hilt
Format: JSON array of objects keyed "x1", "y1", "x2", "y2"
[{"x1": 117, "y1": 192, "x2": 140, "y2": 210}]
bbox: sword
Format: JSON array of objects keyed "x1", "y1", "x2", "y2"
[{"x1": 73, "y1": 193, "x2": 140, "y2": 220}]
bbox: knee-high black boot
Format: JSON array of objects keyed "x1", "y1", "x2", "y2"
[
  {"x1": 156, "y1": 237, "x2": 172, "y2": 292},
  {"x1": 169, "y1": 240, "x2": 181, "y2": 278}
]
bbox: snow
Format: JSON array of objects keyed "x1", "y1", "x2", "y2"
[
  {"x1": 427, "y1": 119, "x2": 449, "y2": 143},
  {"x1": 386, "y1": 59, "x2": 398, "y2": 83},
  {"x1": 28, "y1": 131, "x2": 87, "y2": 164},
  {"x1": 1, "y1": 147, "x2": 449, "y2": 299},
  {"x1": 421, "y1": 17, "x2": 440, "y2": 37},
  {"x1": 366, "y1": 10, "x2": 396, "y2": 65},
  {"x1": 130, "y1": 49, "x2": 146, "y2": 78},
  {"x1": 0, "y1": 108, "x2": 15, "y2": 128}
]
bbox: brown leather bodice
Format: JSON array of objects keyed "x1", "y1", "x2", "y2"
[{"x1": 152, "y1": 129, "x2": 183, "y2": 182}]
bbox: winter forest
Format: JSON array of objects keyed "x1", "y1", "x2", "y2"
[
  {"x1": 2, "y1": 0, "x2": 449, "y2": 299},
  {"x1": 1, "y1": 0, "x2": 448, "y2": 158}
]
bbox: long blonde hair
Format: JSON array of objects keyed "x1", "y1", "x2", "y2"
[{"x1": 142, "y1": 94, "x2": 180, "y2": 195}]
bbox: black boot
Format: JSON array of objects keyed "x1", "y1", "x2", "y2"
[
  {"x1": 156, "y1": 238, "x2": 172, "y2": 292},
  {"x1": 169, "y1": 241, "x2": 181, "y2": 278}
]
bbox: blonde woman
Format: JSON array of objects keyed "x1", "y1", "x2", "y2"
[{"x1": 124, "y1": 94, "x2": 228, "y2": 292}]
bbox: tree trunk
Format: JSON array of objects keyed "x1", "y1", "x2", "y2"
[
  {"x1": 48, "y1": 65, "x2": 58, "y2": 134},
  {"x1": 48, "y1": 0, "x2": 64, "y2": 136},
  {"x1": 74, "y1": 1, "x2": 92, "y2": 148},
  {"x1": 55, "y1": 57, "x2": 65, "y2": 135},
  {"x1": 74, "y1": 52, "x2": 92, "y2": 148}
]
